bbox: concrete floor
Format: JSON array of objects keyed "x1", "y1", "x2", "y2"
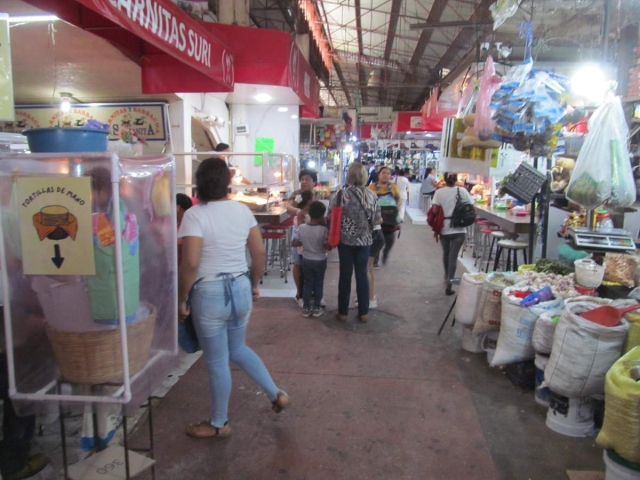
[{"x1": 132, "y1": 222, "x2": 604, "y2": 480}]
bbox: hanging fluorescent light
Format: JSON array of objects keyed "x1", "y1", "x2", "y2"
[
  {"x1": 59, "y1": 92, "x2": 72, "y2": 113},
  {"x1": 254, "y1": 93, "x2": 272, "y2": 103},
  {"x1": 9, "y1": 15, "x2": 58, "y2": 23},
  {"x1": 344, "y1": 145, "x2": 353, "y2": 152},
  {"x1": 307, "y1": 160, "x2": 316, "y2": 168},
  {"x1": 278, "y1": 107, "x2": 289, "y2": 112},
  {"x1": 406, "y1": 131, "x2": 412, "y2": 135}
]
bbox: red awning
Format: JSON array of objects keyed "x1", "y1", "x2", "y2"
[
  {"x1": 391, "y1": 111, "x2": 442, "y2": 137},
  {"x1": 23, "y1": 0, "x2": 234, "y2": 92},
  {"x1": 200, "y1": 24, "x2": 320, "y2": 118}
]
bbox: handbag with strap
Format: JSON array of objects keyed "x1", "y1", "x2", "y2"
[
  {"x1": 178, "y1": 278, "x2": 204, "y2": 353},
  {"x1": 328, "y1": 190, "x2": 343, "y2": 248}
]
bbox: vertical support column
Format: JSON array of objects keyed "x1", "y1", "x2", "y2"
[
  {"x1": 218, "y1": 0, "x2": 250, "y2": 26},
  {"x1": 169, "y1": 98, "x2": 193, "y2": 196}
]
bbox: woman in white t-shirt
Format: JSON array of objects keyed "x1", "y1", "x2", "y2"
[
  {"x1": 431, "y1": 173, "x2": 473, "y2": 295},
  {"x1": 178, "y1": 158, "x2": 289, "y2": 438}
]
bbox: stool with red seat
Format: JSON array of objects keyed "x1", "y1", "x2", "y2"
[{"x1": 261, "y1": 215, "x2": 294, "y2": 283}]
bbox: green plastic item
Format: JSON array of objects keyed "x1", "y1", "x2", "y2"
[
  {"x1": 558, "y1": 244, "x2": 590, "y2": 270},
  {"x1": 86, "y1": 200, "x2": 140, "y2": 324}
]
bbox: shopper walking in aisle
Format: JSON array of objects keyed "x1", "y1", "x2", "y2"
[
  {"x1": 292, "y1": 201, "x2": 329, "y2": 318},
  {"x1": 369, "y1": 166, "x2": 402, "y2": 266},
  {"x1": 178, "y1": 158, "x2": 289, "y2": 439},
  {"x1": 332, "y1": 163, "x2": 381, "y2": 322},
  {"x1": 395, "y1": 168, "x2": 411, "y2": 221},
  {"x1": 431, "y1": 173, "x2": 473, "y2": 296},
  {"x1": 287, "y1": 169, "x2": 318, "y2": 306}
]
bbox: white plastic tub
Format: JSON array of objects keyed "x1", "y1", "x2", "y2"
[
  {"x1": 546, "y1": 391, "x2": 595, "y2": 437},
  {"x1": 575, "y1": 259, "x2": 606, "y2": 288},
  {"x1": 604, "y1": 450, "x2": 640, "y2": 480}
]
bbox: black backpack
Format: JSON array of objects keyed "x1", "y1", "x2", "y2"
[{"x1": 449, "y1": 187, "x2": 476, "y2": 228}]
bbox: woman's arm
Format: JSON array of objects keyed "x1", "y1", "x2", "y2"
[
  {"x1": 178, "y1": 236, "x2": 203, "y2": 320},
  {"x1": 247, "y1": 225, "x2": 266, "y2": 300}
]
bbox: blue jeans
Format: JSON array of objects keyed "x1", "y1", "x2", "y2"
[
  {"x1": 302, "y1": 258, "x2": 327, "y2": 309},
  {"x1": 338, "y1": 244, "x2": 371, "y2": 316},
  {"x1": 191, "y1": 275, "x2": 278, "y2": 427}
]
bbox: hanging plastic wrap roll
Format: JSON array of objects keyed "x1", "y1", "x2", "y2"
[
  {"x1": 544, "y1": 302, "x2": 630, "y2": 398},
  {"x1": 491, "y1": 287, "x2": 563, "y2": 366},
  {"x1": 454, "y1": 272, "x2": 487, "y2": 325},
  {"x1": 596, "y1": 347, "x2": 640, "y2": 463}
]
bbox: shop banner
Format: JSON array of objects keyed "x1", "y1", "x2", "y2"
[
  {"x1": 16, "y1": 177, "x2": 95, "y2": 276},
  {"x1": 0, "y1": 14, "x2": 14, "y2": 122},
  {"x1": 74, "y1": 0, "x2": 234, "y2": 89},
  {"x1": 0, "y1": 103, "x2": 166, "y2": 142}
]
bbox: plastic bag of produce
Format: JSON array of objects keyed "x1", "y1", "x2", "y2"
[
  {"x1": 473, "y1": 273, "x2": 520, "y2": 335},
  {"x1": 603, "y1": 253, "x2": 637, "y2": 287},
  {"x1": 491, "y1": 287, "x2": 563, "y2": 366},
  {"x1": 455, "y1": 272, "x2": 487, "y2": 325},
  {"x1": 607, "y1": 97, "x2": 636, "y2": 208},
  {"x1": 566, "y1": 98, "x2": 614, "y2": 208},
  {"x1": 544, "y1": 302, "x2": 629, "y2": 398},
  {"x1": 532, "y1": 309, "x2": 563, "y2": 355},
  {"x1": 596, "y1": 347, "x2": 640, "y2": 463}
]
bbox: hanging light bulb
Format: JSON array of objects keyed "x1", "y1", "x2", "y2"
[{"x1": 59, "y1": 92, "x2": 72, "y2": 113}]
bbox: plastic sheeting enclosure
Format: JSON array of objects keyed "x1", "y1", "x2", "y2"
[{"x1": 0, "y1": 153, "x2": 178, "y2": 414}]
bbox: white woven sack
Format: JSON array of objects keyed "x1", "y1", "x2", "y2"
[
  {"x1": 534, "y1": 352, "x2": 550, "y2": 371},
  {"x1": 544, "y1": 302, "x2": 630, "y2": 397},
  {"x1": 532, "y1": 309, "x2": 564, "y2": 355},
  {"x1": 491, "y1": 287, "x2": 564, "y2": 366},
  {"x1": 455, "y1": 273, "x2": 487, "y2": 325},
  {"x1": 472, "y1": 273, "x2": 520, "y2": 335}
]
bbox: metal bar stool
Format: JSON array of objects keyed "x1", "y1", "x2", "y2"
[
  {"x1": 485, "y1": 231, "x2": 518, "y2": 272},
  {"x1": 261, "y1": 216, "x2": 295, "y2": 283},
  {"x1": 492, "y1": 240, "x2": 528, "y2": 272}
]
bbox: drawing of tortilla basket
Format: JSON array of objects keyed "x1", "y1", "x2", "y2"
[{"x1": 33, "y1": 205, "x2": 78, "y2": 241}]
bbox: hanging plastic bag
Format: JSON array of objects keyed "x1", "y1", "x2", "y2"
[
  {"x1": 607, "y1": 97, "x2": 636, "y2": 208},
  {"x1": 490, "y1": 0, "x2": 523, "y2": 30},
  {"x1": 565, "y1": 98, "x2": 616, "y2": 209},
  {"x1": 475, "y1": 56, "x2": 502, "y2": 141}
]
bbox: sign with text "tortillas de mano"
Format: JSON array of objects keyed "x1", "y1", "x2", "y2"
[
  {"x1": 0, "y1": 103, "x2": 166, "y2": 141},
  {"x1": 16, "y1": 177, "x2": 95, "y2": 276}
]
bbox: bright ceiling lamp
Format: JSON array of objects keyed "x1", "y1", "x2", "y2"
[
  {"x1": 278, "y1": 107, "x2": 289, "y2": 112},
  {"x1": 59, "y1": 92, "x2": 72, "y2": 113},
  {"x1": 9, "y1": 15, "x2": 58, "y2": 23},
  {"x1": 571, "y1": 64, "x2": 609, "y2": 106},
  {"x1": 291, "y1": 114, "x2": 298, "y2": 119},
  {"x1": 254, "y1": 93, "x2": 272, "y2": 103}
]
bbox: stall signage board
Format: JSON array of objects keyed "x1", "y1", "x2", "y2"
[
  {"x1": 16, "y1": 177, "x2": 96, "y2": 276},
  {"x1": 77, "y1": 0, "x2": 234, "y2": 89},
  {"x1": 254, "y1": 137, "x2": 275, "y2": 167},
  {"x1": 0, "y1": 104, "x2": 166, "y2": 141},
  {"x1": 0, "y1": 14, "x2": 14, "y2": 122}
]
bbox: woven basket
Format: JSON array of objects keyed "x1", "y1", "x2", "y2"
[{"x1": 46, "y1": 303, "x2": 157, "y2": 385}]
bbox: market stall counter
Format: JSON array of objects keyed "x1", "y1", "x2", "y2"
[
  {"x1": 475, "y1": 204, "x2": 532, "y2": 235},
  {"x1": 253, "y1": 206, "x2": 290, "y2": 224}
]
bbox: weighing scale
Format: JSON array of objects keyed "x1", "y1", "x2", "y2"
[{"x1": 568, "y1": 227, "x2": 637, "y2": 252}]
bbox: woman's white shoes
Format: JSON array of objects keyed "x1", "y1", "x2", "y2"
[{"x1": 355, "y1": 296, "x2": 377, "y2": 309}]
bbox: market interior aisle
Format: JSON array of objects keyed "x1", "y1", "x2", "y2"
[{"x1": 133, "y1": 222, "x2": 603, "y2": 480}]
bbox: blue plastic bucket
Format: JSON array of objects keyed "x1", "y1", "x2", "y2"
[{"x1": 23, "y1": 127, "x2": 109, "y2": 153}]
